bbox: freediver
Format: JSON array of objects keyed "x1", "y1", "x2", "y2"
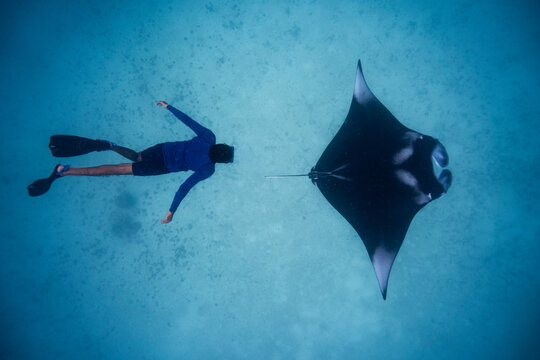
[{"x1": 27, "y1": 101, "x2": 234, "y2": 224}]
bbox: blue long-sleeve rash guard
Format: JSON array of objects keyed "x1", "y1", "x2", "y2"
[{"x1": 162, "y1": 105, "x2": 216, "y2": 213}]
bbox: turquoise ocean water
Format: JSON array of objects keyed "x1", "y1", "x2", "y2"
[{"x1": 1, "y1": 1, "x2": 539, "y2": 359}]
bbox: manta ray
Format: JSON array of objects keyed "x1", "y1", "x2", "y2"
[{"x1": 271, "y1": 60, "x2": 452, "y2": 299}]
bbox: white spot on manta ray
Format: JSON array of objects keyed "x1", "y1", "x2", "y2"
[
  {"x1": 395, "y1": 169, "x2": 417, "y2": 187},
  {"x1": 393, "y1": 146, "x2": 413, "y2": 165},
  {"x1": 395, "y1": 169, "x2": 432, "y2": 205},
  {"x1": 414, "y1": 192, "x2": 432, "y2": 205},
  {"x1": 402, "y1": 131, "x2": 422, "y2": 142},
  {"x1": 393, "y1": 132, "x2": 423, "y2": 164}
]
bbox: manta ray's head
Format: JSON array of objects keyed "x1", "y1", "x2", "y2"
[
  {"x1": 394, "y1": 134, "x2": 453, "y2": 204},
  {"x1": 415, "y1": 137, "x2": 452, "y2": 200},
  {"x1": 431, "y1": 140, "x2": 452, "y2": 193}
]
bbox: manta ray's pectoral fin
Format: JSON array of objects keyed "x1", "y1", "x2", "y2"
[
  {"x1": 371, "y1": 246, "x2": 398, "y2": 300},
  {"x1": 353, "y1": 60, "x2": 375, "y2": 104}
]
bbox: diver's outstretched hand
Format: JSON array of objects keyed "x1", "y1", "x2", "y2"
[
  {"x1": 161, "y1": 211, "x2": 174, "y2": 224},
  {"x1": 156, "y1": 101, "x2": 169, "y2": 108}
]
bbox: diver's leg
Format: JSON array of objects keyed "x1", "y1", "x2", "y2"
[
  {"x1": 111, "y1": 146, "x2": 140, "y2": 162},
  {"x1": 59, "y1": 164, "x2": 133, "y2": 176}
]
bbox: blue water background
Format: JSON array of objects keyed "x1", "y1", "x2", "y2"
[{"x1": 1, "y1": 1, "x2": 539, "y2": 359}]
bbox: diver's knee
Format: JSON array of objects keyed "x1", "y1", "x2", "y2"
[{"x1": 137, "y1": 153, "x2": 142, "y2": 162}]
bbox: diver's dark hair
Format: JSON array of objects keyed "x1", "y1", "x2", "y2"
[{"x1": 209, "y1": 144, "x2": 234, "y2": 163}]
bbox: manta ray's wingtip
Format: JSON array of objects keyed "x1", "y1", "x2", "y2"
[
  {"x1": 353, "y1": 58, "x2": 372, "y2": 103},
  {"x1": 357, "y1": 58, "x2": 363, "y2": 70},
  {"x1": 378, "y1": 277, "x2": 388, "y2": 300},
  {"x1": 371, "y1": 246, "x2": 396, "y2": 300},
  {"x1": 355, "y1": 59, "x2": 364, "y2": 78}
]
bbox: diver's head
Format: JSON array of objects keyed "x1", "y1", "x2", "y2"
[{"x1": 209, "y1": 144, "x2": 234, "y2": 163}]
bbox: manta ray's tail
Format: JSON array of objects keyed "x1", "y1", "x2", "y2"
[
  {"x1": 266, "y1": 163, "x2": 352, "y2": 182},
  {"x1": 264, "y1": 174, "x2": 310, "y2": 178}
]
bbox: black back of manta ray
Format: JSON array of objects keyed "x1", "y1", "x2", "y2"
[{"x1": 310, "y1": 60, "x2": 452, "y2": 299}]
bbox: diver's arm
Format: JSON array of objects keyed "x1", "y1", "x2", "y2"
[
  {"x1": 156, "y1": 101, "x2": 216, "y2": 144},
  {"x1": 162, "y1": 166, "x2": 215, "y2": 223}
]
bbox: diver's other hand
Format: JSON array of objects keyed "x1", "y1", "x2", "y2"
[
  {"x1": 156, "y1": 101, "x2": 169, "y2": 108},
  {"x1": 161, "y1": 211, "x2": 174, "y2": 224}
]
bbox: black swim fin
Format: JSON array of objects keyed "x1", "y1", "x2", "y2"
[
  {"x1": 27, "y1": 164, "x2": 62, "y2": 197},
  {"x1": 49, "y1": 135, "x2": 111, "y2": 157}
]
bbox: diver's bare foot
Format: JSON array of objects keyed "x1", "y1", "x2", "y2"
[{"x1": 56, "y1": 165, "x2": 66, "y2": 176}]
